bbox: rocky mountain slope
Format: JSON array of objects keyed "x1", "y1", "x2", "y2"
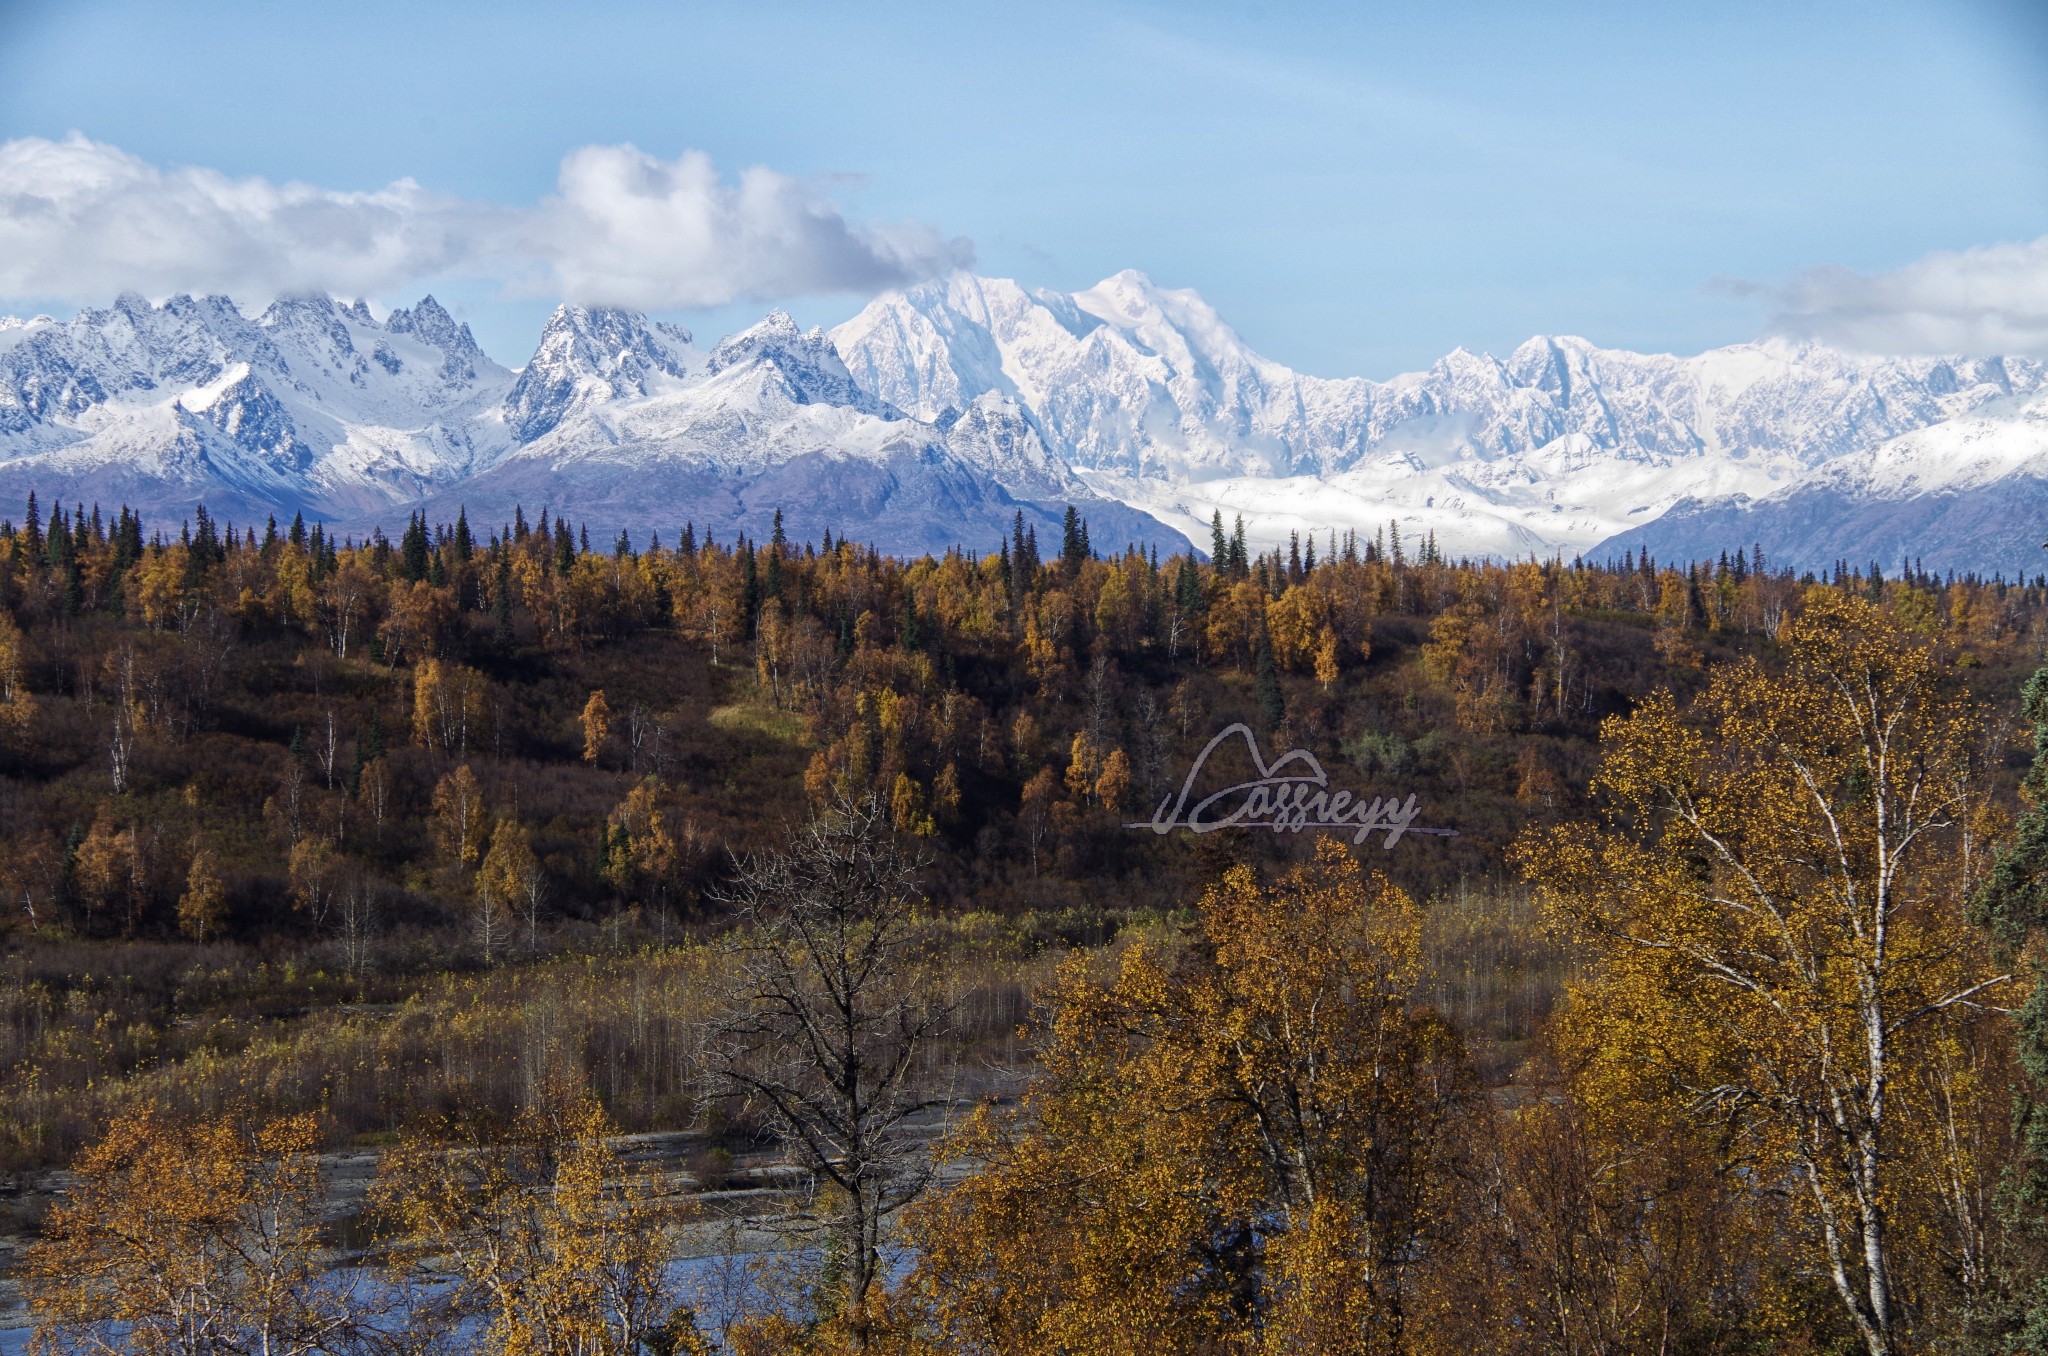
[
  {"x1": 1599, "y1": 391, "x2": 2048, "y2": 575},
  {"x1": 0, "y1": 292, "x2": 509, "y2": 525},
  {"x1": 3, "y1": 274, "x2": 2043, "y2": 571},
  {"x1": 0, "y1": 294, "x2": 1185, "y2": 557},
  {"x1": 833, "y1": 271, "x2": 2047, "y2": 570}
]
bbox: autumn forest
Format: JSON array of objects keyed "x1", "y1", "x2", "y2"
[{"x1": 6, "y1": 492, "x2": 2048, "y2": 1355}]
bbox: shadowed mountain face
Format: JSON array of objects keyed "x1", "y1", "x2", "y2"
[
  {"x1": 3, "y1": 275, "x2": 2044, "y2": 571},
  {"x1": 1597, "y1": 394, "x2": 2048, "y2": 575}
]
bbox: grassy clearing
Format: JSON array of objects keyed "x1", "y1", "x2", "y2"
[{"x1": 708, "y1": 702, "x2": 808, "y2": 745}]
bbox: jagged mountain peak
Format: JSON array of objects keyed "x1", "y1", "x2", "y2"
[
  {"x1": 257, "y1": 294, "x2": 358, "y2": 362},
  {"x1": 386, "y1": 294, "x2": 478, "y2": 350},
  {"x1": 940, "y1": 391, "x2": 1076, "y2": 501},
  {"x1": 705, "y1": 308, "x2": 886, "y2": 413},
  {"x1": 505, "y1": 303, "x2": 697, "y2": 442},
  {"x1": 382, "y1": 295, "x2": 490, "y2": 384}
]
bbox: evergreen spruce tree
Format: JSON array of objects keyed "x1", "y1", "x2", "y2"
[
  {"x1": 1060, "y1": 505, "x2": 1087, "y2": 575},
  {"x1": 492, "y1": 548, "x2": 515, "y2": 652},
  {"x1": 1254, "y1": 626, "x2": 1285, "y2": 732},
  {"x1": 901, "y1": 596, "x2": 922, "y2": 653},
  {"x1": 1972, "y1": 665, "x2": 2048, "y2": 1345},
  {"x1": 553, "y1": 519, "x2": 575, "y2": 576},
  {"x1": 400, "y1": 512, "x2": 430, "y2": 582},
  {"x1": 1211, "y1": 510, "x2": 1228, "y2": 565},
  {"x1": 1175, "y1": 555, "x2": 1203, "y2": 619},
  {"x1": 740, "y1": 541, "x2": 760, "y2": 622},
  {"x1": 45, "y1": 504, "x2": 66, "y2": 572}
]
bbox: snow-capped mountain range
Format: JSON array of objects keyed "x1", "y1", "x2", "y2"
[
  {"x1": 2, "y1": 272, "x2": 2044, "y2": 571},
  {"x1": 836, "y1": 272, "x2": 2048, "y2": 572},
  {"x1": 0, "y1": 290, "x2": 1173, "y2": 558}
]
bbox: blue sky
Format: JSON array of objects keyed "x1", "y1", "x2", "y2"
[{"x1": 0, "y1": 0, "x2": 2043, "y2": 375}]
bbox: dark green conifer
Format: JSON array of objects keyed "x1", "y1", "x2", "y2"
[
  {"x1": 1972, "y1": 666, "x2": 2048, "y2": 1343},
  {"x1": 1255, "y1": 626, "x2": 1285, "y2": 732}
]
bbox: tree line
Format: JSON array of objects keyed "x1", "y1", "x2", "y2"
[{"x1": 8, "y1": 492, "x2": 2048, "y2": 1351}]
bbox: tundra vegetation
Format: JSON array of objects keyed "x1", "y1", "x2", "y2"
[{"x1": 5, "y1": 494, "x2": 2048, "y2": 1352}]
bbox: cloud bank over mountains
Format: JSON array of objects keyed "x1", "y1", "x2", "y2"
[
  {"x1": 0, "y1": 134, "x2": 972, "y2": 312},
  {"x1": 1767, "y1": 235, "x2": 2048, "y2": 362},
  {"x1": 3, "y1": 134, "x2": 2040, "y2": 370}
]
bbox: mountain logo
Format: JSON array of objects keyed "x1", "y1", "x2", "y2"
[{"x1": 1131, "y1": 723, "x2": 1456, "y2": 848}]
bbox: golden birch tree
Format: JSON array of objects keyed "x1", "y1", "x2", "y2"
[
  {"x1": 904, "y1": 840, "x2": 1475, "y2": 1355},
  {"x1": 25, "y1": 1108, "x2": 369, "y2": 1356},
  {"x1": 373, "y1": 1087, "x2": 697, "y2": 1356},
  {"x1": 1517, "y1": 589, "x2": 2011, "y2": 1356}
]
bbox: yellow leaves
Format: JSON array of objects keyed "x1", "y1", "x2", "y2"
[
  {"x1": 377, "y1": 578, "x2": 453, "y2": 665},
  {"x1": 1009, "y1": 709, "x2": 1040, "y2": 770},
  {"x1": 933, "y1": 761, "x2": 963, "y2": 825},
  {"x1": 1204, "y1": 839, "x2": 1423, "y2": 1002},
  {"x1": 1418, "y1": 597, "x2": 1523, "y2": 732},
  {"x1": 413, "y1": 657, "x2": 493, "y2": 756},
  {"x1": 72, "y1": 806, "x2": 148, "y2": 928},
  {"x1": 356, "y1": 753, "x2": 392, "y2": 827},
  {"x1": 903, "y1": 840, "x2": 1468, "y2": 1352},
  {"x1": 266, "y1": 543, "x2": 318, "y2": 631},
  {"x1": 130, "y1": 544, "x2": 189, "y2": 631},
  {"x1": 474, "y1": 819, "x2": 535, "y2": 962},
  {"x1": 1092, "y1": 562, "x2": 1134, "y2": 647},
  {"x1": 604, "y1": 777, "x2": 681, "y2": 902},
  {"x1": 891, "y1": 771, "x2": 937, "y2": 837},
  {"x1": 177, "y1": 846, "x2": 226, "y2": 942},
  {"x1": 1019, "y1": 608, "x2": 1061, "y2": 686},
  {"x1": 287, "y1": 834, "x2": 338, "y2": 925},
  {"x1": 1314, "y1": 624, "x2": 1341, "y2": 691},
  {"x1": 25, "y1": 1106, "x2": 341, "y2": 1356},
  {"x1": 430, "y1": 764, "x2": 490, "y2": 868},
  {"x1": 0, "y1": 607, "x2": 35, "y2": 737},
  {"x1": 1518, "y1": 588, "x2": 2008, "y2": 1348},
  {"x1": 1418, "y1": 602, "x2": 1473, "y2": 688},
  {"x1": 1065, "y1": 730, "x2": 1104, "y2": 803},
  {"x1": 1205, "y1": 580, "x2": 1265, "y2": 669},
  {"x1": 1265, "y1": 583, "x2": 1329, "y2": 673},
  {"x1": 581, "y1": 687, "x2": 612, "y2": 763},
  {"x1": 1261, "y1": 1198, "x2": 1399, "y2": 1356},
  {"x1": 372, "y1": 1085, "x2": 686, "y2": 1356},
  {"x1": 1094, "y1": 749, "x2": 1131, "y2": 816},
  {"x1": 315, "y1": 556, "x2": 379, "y2": 658}
]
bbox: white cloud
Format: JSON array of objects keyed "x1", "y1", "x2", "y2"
[
  {"x1": 0, "y1": 134, "x2": 482, "y2": 301},
  {"x1": 1768, "y1": 235, "x2": 2048, "y2": 359},
  {"x1": 526, "y1": 144, "x2": 971, "y2": 307},
  {"x1": 0, "y1": 134, "x2": 970, "y2": 310}
]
